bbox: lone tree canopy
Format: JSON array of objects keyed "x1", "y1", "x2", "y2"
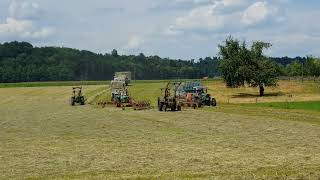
[
  {"x1": 111, "y1": 49, "x2": 118, "y2": 57},
  {"x1": 218, "y1": 37, "x2": 279, "y2": 96}
]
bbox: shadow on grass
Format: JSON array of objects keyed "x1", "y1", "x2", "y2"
[{"x1": 232, "y1": 92, "x2": 285, "y2": 98}]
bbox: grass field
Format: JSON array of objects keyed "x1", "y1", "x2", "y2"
[
  {"x1": 0, "y1": 80, "x2": 320, "y2": 179},
  {"x1": 243, "y1": 101, "x2": 320, "y2": 111},
  {"x1": 0, "y1": 81, "x2": 110, "y2": 88}
]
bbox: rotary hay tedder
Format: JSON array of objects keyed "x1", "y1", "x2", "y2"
[{"x1": 96, "y1": 80, "x2": 150, "y2": 110}]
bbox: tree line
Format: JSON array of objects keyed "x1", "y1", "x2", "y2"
[{"x1": 0, "y1": 41, "x2": 319, "y2": 83}]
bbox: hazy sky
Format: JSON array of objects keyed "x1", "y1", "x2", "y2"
[{"x1": 0, "y1": 0, "x2": 319, "y2": 59}]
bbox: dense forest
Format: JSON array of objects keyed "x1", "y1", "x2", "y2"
[{"x1": 0, "y1": 41, "x2": 319, "y2": 83}]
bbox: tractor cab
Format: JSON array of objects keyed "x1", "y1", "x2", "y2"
[
  {"x1": 193, "y1": 86, "x2": 208, "y2": 94},
  {"x1": 110, "y1": 81, "x2": 131, "y2": 107},
  {"x1": 192, "y1": 86, "x2": 208, "y2": 98},
  {"x1": 178, "y1": 82, "x2": 217, "y2": 107},
  {"x1": 70, "y1": 87, "x2": 86, "y2": 106},
  {"x1": 193, "y1": 86, "x2": 216, "y2": 106}
]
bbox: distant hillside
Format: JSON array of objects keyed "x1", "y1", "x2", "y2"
[{"x1": 0, "y1": 41, "x2": 318, "y2": 83}]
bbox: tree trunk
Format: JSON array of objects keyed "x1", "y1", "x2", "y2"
[{"x1": 259, "y1": 85, "x2": 264, "y2": 96}]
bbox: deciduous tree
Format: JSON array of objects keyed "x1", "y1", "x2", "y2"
[{"x1": 218, "y1": 37, "x2": 279, "y2": 96}]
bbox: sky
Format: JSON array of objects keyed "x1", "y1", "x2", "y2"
[{"x1": 0, "y1": 0, "x2": 319, "y2": 60}]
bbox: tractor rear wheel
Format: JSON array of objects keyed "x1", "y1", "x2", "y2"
[
  {"x1": 171, "y1": 103, "x2": 177, "y2": 111},
  {"x1": 70, "y1": 97, "x2": 75, "y2": 106},
  {"x1": 211, "y1": 98, "x2": 217, "y2": 106}
]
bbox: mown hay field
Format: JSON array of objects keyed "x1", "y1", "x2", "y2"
[
  {"x1": 127, "y1": 79, "x2": 320, "y2": 106},
  {"x1": 0, "y1": 80, "x2": 320, "y2": 179}
]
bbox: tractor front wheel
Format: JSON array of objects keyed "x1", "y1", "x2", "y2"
[
  {"x1": 158, "y1": 103, "x2": 163, "y2": 111},
  {"x1": 80, "y1": 97, "x2": 85, "y2": 105},
  {"x1": 162, "y1": 104, "x2": 167, "y2": 112},
  {"x1": 192, "y1": 104, "x2": 197, "y2": 109},
  {"x1": 198, "y1": 102, "x2": 202, "y2": 108}
]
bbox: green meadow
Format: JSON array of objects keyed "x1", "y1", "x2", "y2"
[{"x1": 0, "y1": 79, "x2": 320, "y2": 179}]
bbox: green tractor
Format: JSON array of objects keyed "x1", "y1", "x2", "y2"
[
  {"x1": 111, "y1": 89, "x2": 132, "y2": 107},
  {"x1": 111, "y1": 81, "x2": 132, "y2": 107},
  {"x1": 157, "y1": 83, "x2": 182, "y2": 111},
  {"x1": 193, "y1": 86, "x2": 217, "y2": 106},
  {"x1": 70, "y1": 87, "x2": 86, "y2": 106},
  {"x1": 176, "y1": 82, "x2": 217, "y2": 107}
]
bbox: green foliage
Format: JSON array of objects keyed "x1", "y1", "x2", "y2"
[
  {"x1": 304, "y1": 56, "x2": 320, "y2": 77},
  {"x1": 0, "y1": 41, "x2": 221, "y2": 83},
  {"x1": 247, "y1": 42, "x2": 278, "y2": 88},
  {"x1": 1, "y1": 41, "x2": 319, "y2": 84},
  {"x1": 111, "y1": 49, "x2": 118, "y2": 57},
  {"x1": 284, "y1": 57, "x2": 320, "y2": 77},
  {"x1": 218, "y1": 37, "x2": 247, "y2": 87},
  {"x1": 218, "y1": 37, "x2": 279, "y2": 96},
  {"x1": 286, "y1": 60, "x2": 303, "y2": 76}
]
